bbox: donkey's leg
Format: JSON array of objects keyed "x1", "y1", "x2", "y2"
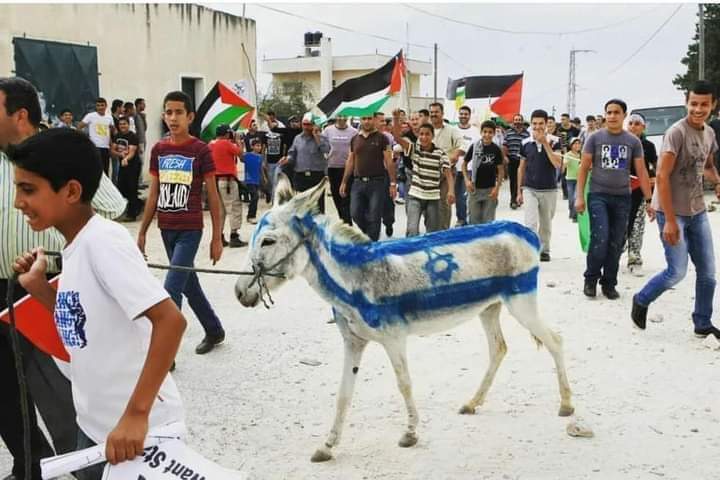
[
  {"x1": 505, "y1": 293, "x2": 574, "y2": 417},
  {"x1": 459, "y1": 302, "x2": 506, "y2": 415},
  {"x1": 311, "y1": 326, "x2": 368, "y2": 462},
  {"x1": 382, "y1": 339, "x2": 420, "y2": 448}
]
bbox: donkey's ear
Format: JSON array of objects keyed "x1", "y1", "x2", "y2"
[
  {"x1": 273, "y1": 172, "x2": 295, "y2": 206},
  {"x1": 291, "y1": 176, "x2": 328, "y2": 215}
]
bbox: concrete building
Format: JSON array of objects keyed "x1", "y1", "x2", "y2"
[
  {"x1": 262, "y1": 32, "x2": 433, "y2": 112},
  {"x1": 0, "y1": 3, "x2": 257, "y2": 158}
]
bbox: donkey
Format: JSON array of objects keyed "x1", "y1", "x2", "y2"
[{"x1": 235, "y1": 174, "x2": 574, "y2": 463}]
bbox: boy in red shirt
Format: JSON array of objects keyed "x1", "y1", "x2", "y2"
[
  {"x1": 137, "y1": 91, "x2": 226, "y2": 356},
  {"x1": 208, "y1": 124, "x2": 246, "y2": 247}
]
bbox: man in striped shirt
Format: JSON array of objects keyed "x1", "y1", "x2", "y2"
[
  {"x1": 0, "y1": 76, "x2": 126, "y2": 479},
  {"x1": 392, "y1": 111, "x2": 455, "y2": 236},
  {"x1": 503, "y1": 113, "x2": 531, "y2": 210}
]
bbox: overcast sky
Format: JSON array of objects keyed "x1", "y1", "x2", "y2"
[{"x1": 209, "y1": 2, "x2": 697, "y2": 118}]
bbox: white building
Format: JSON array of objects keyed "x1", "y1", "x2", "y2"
[
  {"x1": 262, "y1": 32, "x2": 433, "y2": 112},
  {"x1": 0, "y1": 3, "x2": 257, "y2": 162}
]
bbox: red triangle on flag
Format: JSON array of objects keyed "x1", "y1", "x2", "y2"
[
  {"x1": 389, "y1": 53, "x2": 404, "y2": 96},
  {"x1": 0, "y1": 276, "x2": 70, "y2": 362},
  {"x1": 491, "y1": 77, "x2": 523, "y2": 122},
  {"x1": 218, "y1": 82, "x2": 252, "y2": 109}
]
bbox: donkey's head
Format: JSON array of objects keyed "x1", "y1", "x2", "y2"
[{"x1": 235, "y1": 173, "x2": 327, "y2": 307}]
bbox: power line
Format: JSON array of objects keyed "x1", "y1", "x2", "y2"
[
  {"x1": 404, "y1": 4, "x2": 661, "y2": 36},
  {"x1": 253, "y1": 4, "x2": 433, "y2": 50},
  {"x1": 608, "y1": 4, "x2": 683, "y2": 74}
]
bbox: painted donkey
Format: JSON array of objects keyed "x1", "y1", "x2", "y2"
[{"x1": 235, "y1": 174, "x2": 574, "y2": 463}]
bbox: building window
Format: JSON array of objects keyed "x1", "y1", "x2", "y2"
[{"x1": 180, "y1": 76, "x2": 204, "y2": 110}]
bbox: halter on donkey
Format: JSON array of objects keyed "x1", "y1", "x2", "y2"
[{"x1": 235, "y1": 174, "x2": 574, "y2": 463}]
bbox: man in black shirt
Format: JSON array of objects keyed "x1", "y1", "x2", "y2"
[
  {"x1": 111, "y1": 116, "x2": 141, "y2": 220},
  {"x1": 243, "y1": 119, "x2": 266, "y2": 152},
  {"x1": 462, "y1": 120, "x2": 504, "y2": 224}
]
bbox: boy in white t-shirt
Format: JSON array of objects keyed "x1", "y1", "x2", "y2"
[
  {"x1": 77, "y1": 97, "x2": 115, "y2": 178},
  {"x1": 10, "y1": 128, "x2": 186, "y2": 479}
]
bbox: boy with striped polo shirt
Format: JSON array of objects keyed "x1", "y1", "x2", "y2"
[{"x1": 392, "y1": 110, "x2": 455, "y2": 236}]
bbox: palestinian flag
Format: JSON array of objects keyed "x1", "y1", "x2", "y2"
[
  {"x1": 0, "y1": 276, "x2": 69, "y2": 361},
  {"x1": 316, "y1": 51, "x2": 405, "y2": 118},
  {"x1": 446, "y1": 74, "x2": 523, "y2": 122},
  {"x1": 192, "y1": 81, "x2": 254, "y2": 142}
]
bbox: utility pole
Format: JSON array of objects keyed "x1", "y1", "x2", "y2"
[
  {"x1": 433, "y1": 43, "x2": 438, "y2": 103},
  {"x1": 567, "y1": 48, "x2": 595, "y2": 117},
  {"x1": 699, "y1": 3, "x2": 706, "y2": 80}
]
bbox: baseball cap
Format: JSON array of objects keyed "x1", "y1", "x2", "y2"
[{"x1": 627, "y1": 113, "x2": 646, "y2": 125}]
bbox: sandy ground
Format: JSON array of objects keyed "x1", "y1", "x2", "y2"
[{"x1": 3, "y1": 186, "x2": 720, "y2": 480}]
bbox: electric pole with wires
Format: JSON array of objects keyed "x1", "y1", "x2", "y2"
[{"x1": 567, "y1": 48, "x2": 595, "y2": 117}]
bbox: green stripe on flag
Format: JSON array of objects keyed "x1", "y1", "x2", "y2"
[
  {"x1": 200, "y1": 105, "x2": 251, "y2": 142},
  {"x1": 333, "y1": 95, "x2": 391, "y2": 118}
]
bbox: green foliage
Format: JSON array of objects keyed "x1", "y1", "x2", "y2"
[
  {"x1": 674, "y1": 5, "x2": 720, "y2": 93},
  {"x1": 258, "y1": 80, "x2": 315, "y2": 119}
]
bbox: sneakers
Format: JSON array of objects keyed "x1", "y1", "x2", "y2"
[
  {"x1": 247, "y1": 217, "x2": 258, "y2": 225},
  {"x1": 195, "y1": 332, "x2": 225, "y2": 355},
  {"x1": 221, "y1": 235, "x2": 229, "y2": 247},
  {"x1": 540, "y1": 252, "x2": 551, "y2": 262},
  {"x1": 386, "y1": 225, "x2": 394, "y2": 237},
  {"x1": 229, "y1": 233, "x2": 247, "y2": 248},
  {"x1": 583, "y1": 279, "x2": 597, "y2": 298},
  {"x1": 602, "y1": 285, "x2": 620, "y2": 300},
  {"x1": 395, "y1": 198, "x2": 405, "y2": 205},
  {"x1": 694, "y1": 326, "x2": 720, "y2": 339},
  {"x1": 631, "y1": 295, "x2": 648, "y2": 330},
  {"x1": 510, "y1": 202, "x2": 519, "y2": 210}
]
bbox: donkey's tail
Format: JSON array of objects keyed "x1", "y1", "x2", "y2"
[{"x1": 531, "y1": 330, "x2": 562, "y2": 350}]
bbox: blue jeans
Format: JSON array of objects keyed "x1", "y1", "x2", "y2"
[
  {"x1": 584, "y1": 192, "x2": 631, "y2": 288},
  {"x1": 636, "y1": 211, "x2": 716, "y2": 329},
  {"x1": 454, "y1": 172, "x2": 467, "y2": 224},
  {"x1": 160, "y1": 230, "x2": 224, "y2": 336},
  {"x1": 268, "y1": 162, "x2": 281, "y2": 200},
  {"x1": 566, "y1": 179, "x2": 577, "y2": 219},
  {"x1": 350, "y1": 177, "x2": 385, "y2": 241}
]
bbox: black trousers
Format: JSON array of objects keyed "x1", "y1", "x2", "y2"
[
  {"x1": 508, "y1": 157, "x2": 520, "y2": 205},
  {"x1": 327, "y1": 167, "x2": 352, "y2": 225},
  {"x1": 382, "y1": 173, "x2": 395, "y2": 229},
  {"x1": 97, "y1": 148, "x2": 110, "y2": 176},
  {"x1": 293, "y1": 171, "x2": 326, "y2": 214},
  {"x1": 118, "y1": 159, "x2": 142, "y2": 218},
  {"x1": 0, "y1": 279, "x2": 78, "y2": 479}
]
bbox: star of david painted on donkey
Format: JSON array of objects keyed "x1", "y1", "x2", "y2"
[{"x1": 236, "y1": 174, "x2": 576, "y2": 463}]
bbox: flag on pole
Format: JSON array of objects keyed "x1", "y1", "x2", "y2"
[
  {"x1": 446, "y1": 74, "x2": 523, "y2": 122},
  {"x1": 192, "y1": 81, "x2": 254, "y2": 142},
  {"x1": 315, "y1": 51, "x2": 405, "y2": 119}
]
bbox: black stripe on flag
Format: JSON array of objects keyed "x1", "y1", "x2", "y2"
[
  {"x1": 446, "y1": 74, "x2": 523, "y2": 100},
  {"x1": 316, "y1": 53, "x2": 399, "y2": 116},
  {"x1": 191, "y1": 82, "x2": 220, "y2": 139}
]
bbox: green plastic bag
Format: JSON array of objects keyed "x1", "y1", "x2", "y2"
[{"x1": 577, "y1": 174, "x2": 591, "y2": 253}]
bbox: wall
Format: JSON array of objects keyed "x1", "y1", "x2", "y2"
[{"x1": 0, "y1": 3, "x2": 256, "y2": 174}]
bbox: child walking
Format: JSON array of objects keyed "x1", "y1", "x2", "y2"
[{"x1": 11, "y1": 128, "x2": 186, "y2": 480}]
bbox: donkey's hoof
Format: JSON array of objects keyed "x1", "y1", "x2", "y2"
[
  {"x1": 458, "y1": 405, "x2": 476, "y2": 415},
  {"x1": 311, "y1": 449, "x2": 333, "y2": 463},
  {"x1": 558, "y1": 405, "x2": 575, "y2": 417},
  {"x1": 398, "y1": 432, "x2": 418, "y2": 448}
]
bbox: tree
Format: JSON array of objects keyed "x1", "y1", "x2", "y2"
[
  {"x1": 674, "y1": 4, "x2": 720, "y2": 93},
  {"x1": 258, "y1": 80, "x2": 316, "y2": 120}
]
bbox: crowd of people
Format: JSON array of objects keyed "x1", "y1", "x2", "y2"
[{"x1": 1, "y1": 73, "x2": 720, "y2": 480}]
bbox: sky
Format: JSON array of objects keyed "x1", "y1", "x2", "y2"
[{"x1": 208, "y1": 2, "x2": 698, "y2": 118}]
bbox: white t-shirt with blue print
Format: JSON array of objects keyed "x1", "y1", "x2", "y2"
[{"x1": 56, "y1": 214, "x2": 184, "y2": 442}]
